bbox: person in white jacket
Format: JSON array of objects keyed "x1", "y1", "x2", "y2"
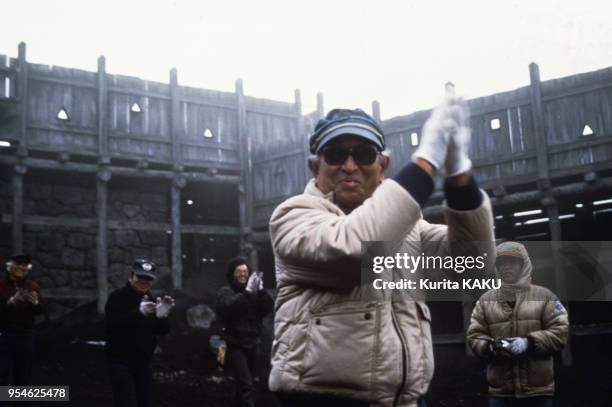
[{"x1": 269, "y1": 90, "x2": 496, "y2": 407}]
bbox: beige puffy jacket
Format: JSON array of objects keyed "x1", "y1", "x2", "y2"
[
  {"x1": 467, "y1": 242, "x2": 569, "y2": 397},
  {"x1": 269, "y1": 179, "x2": 495, "y2": 407}
]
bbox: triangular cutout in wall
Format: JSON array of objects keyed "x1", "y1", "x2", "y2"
[
  {"x1": 582, "y1": 124, "x2": 594, "y2": 136},
  {"x1": 57, "y1": 108, "x2": 70, "y2": 121}
]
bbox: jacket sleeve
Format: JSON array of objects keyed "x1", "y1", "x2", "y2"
[
  {"x1": 526, "y1": 298, "x2": 569, "y2": 355},
  {"x1": 467, "y1": 300, "x2": 493, "y2": 358},
  {"x1": 270, "y1": 180, "x2": 423, "y2": 286},
  {"x1": 215, "y1": 286, "x2": 253, "y2": 319},
  {"x1": 257, "y1": 289, "x2": 274, "y2": 317},
  {"x1": 419, "y1": 192, "x2": 496, "y2": 271}
]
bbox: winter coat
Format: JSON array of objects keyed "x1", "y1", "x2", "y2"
[
  {"x1": 105, "y1": 283, "x2": 170, "y2": 364},
  {"x1": 268, "y1": 178, "x2": 495, "y2": 407},
  {"x1": 467, "y1": 241, "x2": 569, "y2": 397},
  {"x1": 0, "y1": 276, "x2": 43, "y2": 335},
  {"x1": 215, "y1": 270, "x2": 274, "y2": 348}
]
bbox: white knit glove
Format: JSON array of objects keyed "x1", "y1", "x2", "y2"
[
  {"x1": 443, "y1": 84, "x2": 472, "y2": 176},
  {"x1": 257, "y1": 272, "x2": 264, "y2": 291},
  {"x1": 245, "y1": 272, "x2": 260, "y2": 294},
  {"x1": 155, "y1": 296, "x2": 175, "y2": 319},
  {"x1": 139, "y1": 295, "x2": 156, "y2": 316},
  {"x1": 508, "y1": 337, "x2": 529, "y2": 355},
  {"x1": 412, "y1": 86, "x2": 459, "y2": 171}
]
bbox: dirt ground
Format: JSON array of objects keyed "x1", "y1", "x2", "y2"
[{"x1": 19, "y1": 303, "x2": 612, "y2": 407}]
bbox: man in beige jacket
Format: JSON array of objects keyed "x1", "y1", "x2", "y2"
[
  {"x1": 467, "y1": 242, "x2": 569, "y2": 407},
  {"x1": 269, "y1": 93, "x2": 495, "y2": 406}
]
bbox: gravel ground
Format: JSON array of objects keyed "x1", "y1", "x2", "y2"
[{"x1": 18, "y1": 304, "x2": 612, "y2": 407}]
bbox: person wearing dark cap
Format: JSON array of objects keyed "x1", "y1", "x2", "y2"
[
  {"x1": 215, "y1": 257, "x2": 274, "y2": 407},
  {"x1": 467, "y1": 242, "x2": 569, "y2": 407},
  {"x1": 268, "y1": 89, "x2": 495, "y2": 406},
  {"x1": 0, "y1": 254, "x2": 42, "y2": 387},
  {"x1": 105, "y1": 259, "x2": 175, "y2": 407}
]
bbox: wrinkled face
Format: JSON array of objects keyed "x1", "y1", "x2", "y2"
[
  {"x1": 233, "y1": 264, "x2": 250, "y2": 285},
  {"x1": 496, "y1": 256, "x2": 523, "y2": 284},
  {"x1": 310, "y1": 135, "x2": 389, "y2": 213},
  {"x1": 8, "y1": 262, "x2": 29, "y2": 280},
  {"x1": 128, "y1": 274, "x2": 156, "y2": 293}
]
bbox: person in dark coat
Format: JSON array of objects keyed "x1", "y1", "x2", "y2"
[
  {"x1": 0, "y1": 254, "x2": 42, "y2": 387},
  {"x1": 215, "y1": 257, "x2": 274, "y2": 407},
  {"x1": 105, "y1": 259, "x2": 175, "y2": 407}
]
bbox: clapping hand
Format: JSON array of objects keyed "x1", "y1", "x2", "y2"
[
  {"x1": 155, "y1": 296, "x2": 175, "y2": 319},
  {"x1": 139, "y1": 295, "x2": 156, "y2": 316},
  {"x1": 412, "y1": 83, "x2": 471, "y2": 176}
]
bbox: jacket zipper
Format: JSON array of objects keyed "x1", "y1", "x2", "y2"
[{"x1": 391, "y1": 310, "x2": 407, "y2": 407}]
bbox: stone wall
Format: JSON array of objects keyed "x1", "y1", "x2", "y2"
[{"x1": 1, "y1": 175, "x2": 171, "y2": 302}]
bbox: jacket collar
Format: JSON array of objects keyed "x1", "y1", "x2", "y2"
[{"x1": 304, "y1": 178, "x2": 334, "y2": 202}]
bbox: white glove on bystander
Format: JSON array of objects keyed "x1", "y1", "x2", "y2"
[
  {"x1": 258, "y1": 272, "x2": 264, "y2": 291},
  {"x1": 508, "y1": 337, "x2": 529, "y2": 355},
  {"x1": 155, "y1": 296, "x2": 175, "y2": 319},
  {"x1": 245, "y1": 272, "x2": 260, "y2": 294},
  {"x1": 139, "y1": 295, "x2": 156, "y2": 316}
]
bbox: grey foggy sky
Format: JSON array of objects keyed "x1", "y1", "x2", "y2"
[{"x1": 1, "y1": 0, "x2": 611, "y2": 119}]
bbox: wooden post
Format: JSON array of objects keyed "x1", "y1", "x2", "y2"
[
  {"x1": 372, "y1": 100, "x2": 381, "y2": 122},
  {"x1": 97, "y1": 56, "x2": 108, "y2": 156},
  {"x1": 529, "y1": 63, "x2": 551, "y2": 188},
  {"x1": 96, "y1": 169, "x2": 111, "y2": 313},
  {"x1": 235, "y1": 79, "x2": 250, "y2": 252},
  {"x1": 17, "y1": 42, "x2": 28, "y2": 148},
  {"x1": 316, "y1": 92, "x2": 325, "y2": 119},
  {"x1": 171, "y1": 176, "x2": 185, "y2": 290},
  {"x1": 11, "y1": 165, "x2": 26, "y2": 253},
  {"x1": 170, "y1": 68, "x2": 181, "y2": 164},
  {"x1": 12, "y1": 42, "x2": 28, "y2": 254},
  {"x1": 295, "y1": 89, "x2": 309, "y2": 187},
  {"x1": 541, "y1": 196, "x2": 572, "y2": 366},
  {"x1": 169, "y1": 68, "x2": 184, "y2": 289}
]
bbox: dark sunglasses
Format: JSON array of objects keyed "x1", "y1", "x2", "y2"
[{"x1": 321, "y1": 144, "x2": 380, "y2": 166}]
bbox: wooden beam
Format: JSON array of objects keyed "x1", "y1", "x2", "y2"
[
  {"x1": 316, "y1": 92, "x2": 325, "y2": 119},
  {"x1": 235, "y1": 79, "x2": 251, "y2": 252},
  {"x1": 0, "y1": 156, "x2": 242, "y2": 184},
  {"x1": 372, "y1": 100, "x2": 381, "y2": 122},
  {"x1": 294, "y1": 88, "x2": 309, "y2": 189},
  {"x1": 421, "y1": 175, "x2": 612, "y2": 218},
  {"x1": 96, "y1": 169, "x2": 110, "y2": 314},
  {"x1": 541, "y1": 196, "x2": 572, "y2": 366},
  {"x1": 170, "y1": 68, "x2": 181, "y2": 166},
  {"x1": 11, "y1": 166, "x2": 25, "y2": 253},
  {"x1": 529, "y1": 63, "x2": 551, "y2": 183},
  {"x1": 97, "y1": 56, "x2": 108, "y2": 157},
  {"x1": 170, "y1": 178, "x2": 184, "y2": 289},
  {"x1": 0, "y1": 213, "x2": 241, "y2": 235},
  {"x1": 17, "y1": 42, "x2": 28, "y2": 148}
]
